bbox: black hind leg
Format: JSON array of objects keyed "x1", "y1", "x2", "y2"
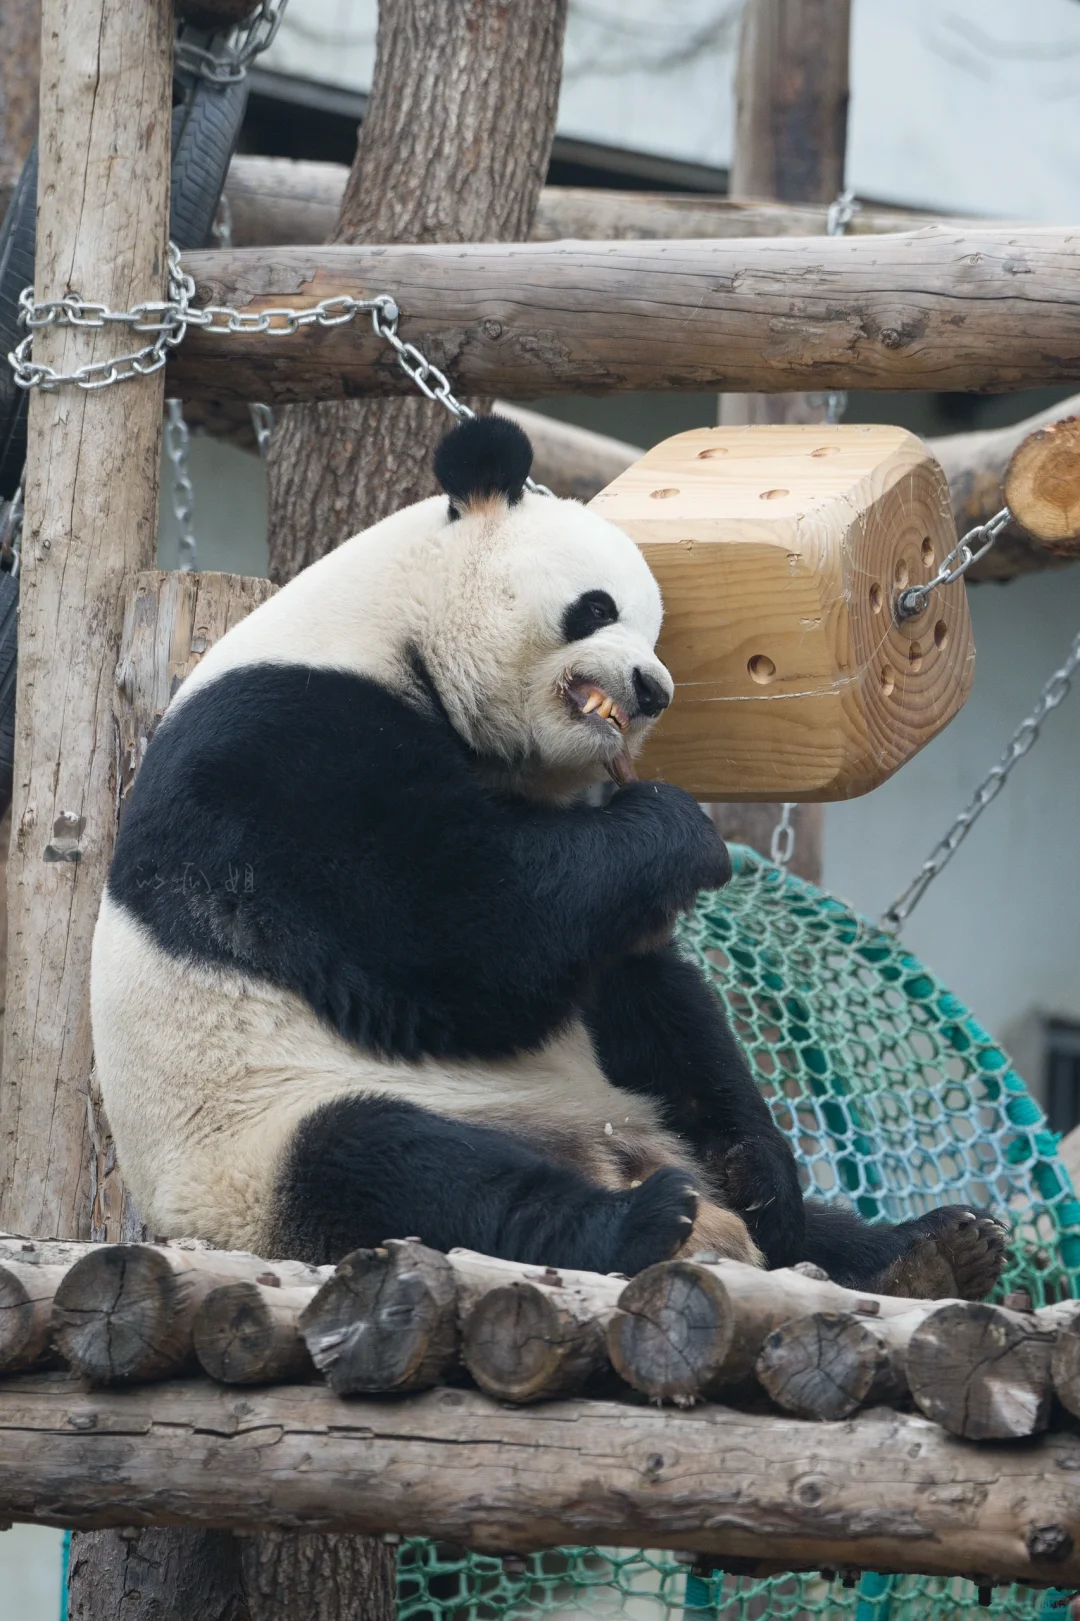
[
  {"x1": 269, "y1": 1094, "x2": 700, "y2": 1275},
  {"x1": 801, "y1": 1201, "x2": 1008, "y2": 1299}
]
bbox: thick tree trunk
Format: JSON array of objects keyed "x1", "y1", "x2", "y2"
[
  {"x1": 262, "y1": 3, "x2": 569, "y2": 1610},
  {"x1": 265, "y1": 0, "x2": 568, "y2": 583}
]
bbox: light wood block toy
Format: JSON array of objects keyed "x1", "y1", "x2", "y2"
[{"x1": 589, "y1": 424, "x2": 974, "y2": 801}]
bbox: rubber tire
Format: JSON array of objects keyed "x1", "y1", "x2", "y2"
[
  {"x1": 0, "y1": 145, "x2": 37, "y2": 503},
  {"x1": 170, "y1": 72, "x2": 249, "y2": 249}
]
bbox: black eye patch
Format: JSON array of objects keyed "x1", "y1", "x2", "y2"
[{"x1": 561, "y1": 590, "x2": 619, "y2": 642}]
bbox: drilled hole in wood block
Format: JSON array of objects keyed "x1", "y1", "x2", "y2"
[
  {"x1": 811, "y1": 446, "x2": 841, "y2": 458},
  {"x1": 696, "y1": 448, "x2": 728, "y2": 459},
  {"x1": 894, "y1": 558, "x2": 909, "y2": 590},
  {"x1": 650, "y1": 487, "x2": 680, "y2": 499},
  {"x1": 748, "y1": 654, "x2": 777, "y2": 684},
  {"x1": 880, "y1": 667, "x2": 895, "y2": 697},
  {"x1": 760, "y1": 488, "x2": 789, "y2": 500},
  {"x1": 934, "y1": 619, "x2": 949, "y2": 649},
  {"x1": 869, "y1": 582, "x2": 883, "y2": 614},
  {"x1": 908, "y1": 641, "x2": 924, "y2": 672},
  {"x1": 921, "y1": 536, "x2": 935, "y2": 568}
]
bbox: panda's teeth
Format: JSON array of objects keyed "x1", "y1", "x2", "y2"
[
  {"x1": 581, "y1": 691, "x2": 603, "y2": 715},
  {"x1": 597, "y1": 697, "x2": 614, "y2": 719}
]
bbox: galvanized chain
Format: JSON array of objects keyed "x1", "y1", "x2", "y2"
[
  {"x1": 881, "y1": 625, "x2": 1080, "y2": 932},
  {"x1": 249, "y1": 402, "x2": 274, "y2": 460},
  {"x1": 769, "y1": 802, "x2": 797, "y2": 868},
  {"x1": 9, "y1": 243, "x2": 552, "y2": 493},
  {"x1": 824, "y1": 188, "x2": 859, "y2": 426},
  {"x1": 895, "y1": 505, "x2": 1012, "y2": 620},
  {"x1": 174, "y1": 0, "x2": 288, "y2": 84},
  {"x1": 165, "y1": 398, "x2": 198, "y2": 572}
]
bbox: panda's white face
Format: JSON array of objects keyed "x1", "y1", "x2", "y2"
[{"x1": 425, "y1": 491, "x2": 672, "y2": 796}]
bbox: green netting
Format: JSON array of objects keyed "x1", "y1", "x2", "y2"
[{"x1": 397, "y1": 844, "x2": 1080, "y2": 1620}]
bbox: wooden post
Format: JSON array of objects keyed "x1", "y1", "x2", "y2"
[{"x1": 715, "y1": 0, "x2": 851, "y2": 873}]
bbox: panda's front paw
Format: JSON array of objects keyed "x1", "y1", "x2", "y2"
[
  {"x1": 703, "y1": 1133, "x2": 806, "y2": 1269},
  {"x1": 612, "y1": 782, "x2": 732, "y2": 900},
  {"x1": 613, "y1": 1167, "x2": 699, "y2": 1275}
]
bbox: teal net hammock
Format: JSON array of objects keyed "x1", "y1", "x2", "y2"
[{"x1": 396, "y1": 844, "x2": 1080, "y2": 1621}]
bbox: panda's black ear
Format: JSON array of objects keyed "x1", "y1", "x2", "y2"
[{"x1": 433, "y1": 415, "x2": 533, "y2": 518}]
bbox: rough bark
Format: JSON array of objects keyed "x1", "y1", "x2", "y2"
[
  {"x1": 264, "y1": 0, "x2": 568, "y2": 583},
  {"x1": 4, "y1": 1374, "x2": 1080, "y2": 1585},
  {"x1": 170, "y1": 229, "x2": 1080, "y2": 408},
  {"x1": 220, "y1": 155, "x2": 971, "y2": 251},
  {"x1": 730, "y1": 0, "x2": 851, "y2": 204}
]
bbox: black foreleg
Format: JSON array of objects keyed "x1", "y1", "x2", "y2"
[
  {"x1": 269, "y1": 1094, "x2": 700, "y2": 1275},
  {"x1": 583, "y1": 945, "x2": 805, "y2": 1268}
]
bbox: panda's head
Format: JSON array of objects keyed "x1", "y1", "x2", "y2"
[{"x1": 424, "y1": 415, "x2": 672, "y2": 797}]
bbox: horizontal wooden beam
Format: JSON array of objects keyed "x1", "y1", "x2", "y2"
[
  {"x1": 1, "y1": 1373, "x2": 1078, "y2": 1586},
  {"x1": 223, "y1": 155, "x2": 974, "y2": 249},
  {"x1": 169, "y1": 230, "x2": 1080, "y2": 406}
]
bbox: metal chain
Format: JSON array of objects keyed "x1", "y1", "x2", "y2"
[
  {"x1": 9, "y1": 243, "x2": 552, "y2": 493},
  {"x1": 165, "y1": 399, "x2": 198, "y2": 572},
  {"x1": 249, "y1": 402, "x2": 274, "y2": 460},
  {"x1": 824, "y1": 188, "x2": 859, "y2": 426},
  {"x1": 174, "y1": 0, "x2": 288, "y2": 84},
  {"x1": 881, "y1": 625, "x2": 1080, "y2": 932},
  {"x1": 895, "y1": 506, "x2": 1012, "y2": 620},
  {"x1": 770, "y1": 802, "x2": 796, "y2": 868}
]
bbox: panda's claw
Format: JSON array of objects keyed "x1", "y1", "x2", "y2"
[{"x1": 614, "y1": 1168, "x2": 699, "y2": 1276}]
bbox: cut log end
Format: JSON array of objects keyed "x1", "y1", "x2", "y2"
[
  {"x1": 755, "y1": 1311, "x2": 890, "y2": 1421},
  {"x1": 1004, "y1": 417, "x2": 1080, "y2": 552},
  {"x1": 52, "y1": 1245, "x2": 183, "y2": 1384},
  {"x1": 606, "y1": 1261, "x2": 734, "y2": 1402},
  {"x1": 193, "y1": 1281, "x2": 315, "y2": 1386},
  {"x1": 299, "y1": 1241, "x2": 458, "y2": 1396},
  {"x1": 907, "y1": 1301, "x2": 1055, "y2": 1440}
]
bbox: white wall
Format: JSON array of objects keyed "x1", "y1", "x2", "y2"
[
  {"x1": 823, "y1": 565, "x2": 1080, "y2": 1093},
  {"x1": 0, "y1": 1525, "x2": 65, "y2": 1620},
  {"x1": 263, "y1": 0, "x2": 1080, "y2": 218}
]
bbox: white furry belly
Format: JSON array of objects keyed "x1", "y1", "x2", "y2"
[{"x1": 91, "y1": 894, "x2": 680, "y2": 1250}]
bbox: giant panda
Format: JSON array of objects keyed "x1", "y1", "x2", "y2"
[{"x1": 91, "y1": 415, "x2": 1006, "y2": 1296}]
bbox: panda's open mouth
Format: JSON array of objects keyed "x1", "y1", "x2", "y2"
[{"x1": 562, "y1": 678, "x2": 630, "y2": 735}]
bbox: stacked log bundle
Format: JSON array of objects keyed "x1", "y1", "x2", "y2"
[{"x1": 3, "y1": 1230, "x2": 1080, "y2": 1448}]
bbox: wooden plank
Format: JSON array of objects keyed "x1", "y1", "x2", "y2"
[
  {"x1": 167, "y1": 229, "x2": 1080, "y2": 405},
  {"x1": 0, "y1": 1374, "x2": 1079, "y2": 1586}
]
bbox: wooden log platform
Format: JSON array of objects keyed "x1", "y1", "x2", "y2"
[
  {"x1": 1, "y1": 1373, "x2": 1079, "y2": 1587},
  {"x1": 168, "y1": 229, "x2": 1080, "y2": 406}
]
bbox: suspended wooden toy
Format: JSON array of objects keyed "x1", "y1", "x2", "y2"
[{"x1": 589, "y1": 423, "x2": 973, "y2": 802}]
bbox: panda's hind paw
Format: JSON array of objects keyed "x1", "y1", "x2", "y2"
[
  {"x1": 614, "y1": 1167, "x2": 699, "y2": 1276},
  {"x1": 875, "y1": 1206, "x2": 1009, "y2": 1301}
]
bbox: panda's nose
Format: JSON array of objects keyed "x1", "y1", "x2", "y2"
[{"x1": 632, "y1": 667, "x2": 671, "y2": 718}]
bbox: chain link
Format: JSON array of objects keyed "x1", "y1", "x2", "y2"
[
  {"x1": 895, "y1": 506, "x2": 1011, "y2": 620},
  {"x1": 769, "y1": 802, "x2": 797, "y2": 868},
  {"x1": 174, "y1": 0, "x2": 288, "y2": 84},
  {"x1": 9, "y1": 243, "x2": 553, "y2": 493},
  {"x1": 249, "y1": 402, "x2": 274, "y2": 460},
  {"x1": 165, "y1": 399, "x2": 198, "y2": 571},
  {"x1": 881, "y1": 625, "x2": 1080, "y2": 932}
]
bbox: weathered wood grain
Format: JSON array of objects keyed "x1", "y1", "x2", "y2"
[
  {"x1": 193, "y1": 1281, "x2": 317, "y2": 1386},
  {"x1": 166, "y1": 230, "x2": 1080, "y2": 406},
  {"x1": 1, "y1": 1374, "x2": 1079, "y2": 1584},
  {"x1": 0, "y1": 0, "x2": 173, "y2": 1238},
  {"x1": 221, "y1": 155, "x2": 975, "y2": 250}
]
